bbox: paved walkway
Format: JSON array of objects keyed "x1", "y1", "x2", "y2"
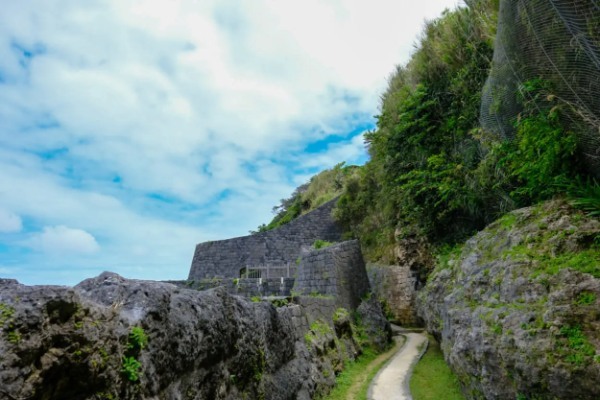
[{"x1": 368, "y1": 331, "x2": 428, "y2": 400}]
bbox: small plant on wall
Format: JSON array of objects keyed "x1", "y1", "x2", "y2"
[
  {"x1": 121, "y1": 326, "x2": 148, "y2": 382},
  {"x1": 313, "y1": 239, "x2": 333, "y2": 249}
]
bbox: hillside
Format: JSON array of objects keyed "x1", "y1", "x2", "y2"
[
  {"x1": 260, "y1": 0, "x2": 600, "y2": 398},
  {"x1": 254, "y1": 163, "x2": 359, "y2": 234}
]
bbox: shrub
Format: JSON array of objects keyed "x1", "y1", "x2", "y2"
[{"x1": 313, "y1": 239, "x2": 333, "y2": 249}]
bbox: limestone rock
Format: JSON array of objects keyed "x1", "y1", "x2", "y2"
[
  {"x1": 356, "y1": 297, "x2": 393, "y2": 352},
  {"x1": 418, "y1": 200, "x2": 600, "y2": 399},
  {"x1": 0, "y1": 272, "x2": 386, "y2": 400}
]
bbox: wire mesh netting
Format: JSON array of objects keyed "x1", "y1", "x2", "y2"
[{"x1": 480, "y1": 0, "x2": 600, "y2": 173}]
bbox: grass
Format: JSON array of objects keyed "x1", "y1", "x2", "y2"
[
  {"x1": 322, "y1": 336, "x2": 404, "y2": 400},
  {"x1": 410, "y1": 337, "x2": 465, "y2": 400}
]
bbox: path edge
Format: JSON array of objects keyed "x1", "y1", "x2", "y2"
[
  {"x1": 401, "y1": 334, "x2": 429, "y2": 400},
  {"x1": 366, "y1": 333, "x2": 408, "y2": 400}
]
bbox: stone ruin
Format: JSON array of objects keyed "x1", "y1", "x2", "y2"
[{"x1": 185, "y1": 199, "x2": 371, "y2": 310}]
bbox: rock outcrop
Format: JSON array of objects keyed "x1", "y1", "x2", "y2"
[
  {"x1": 418, "y1": 200, "x2": 600, "y2": 399},
  {"x1": 0, "y1": 272, "x2": 389, "y2": 400}
]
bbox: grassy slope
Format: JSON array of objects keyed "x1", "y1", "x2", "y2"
[{"x1": 410, "y1": 336, "x2": 465, "y2": 400}]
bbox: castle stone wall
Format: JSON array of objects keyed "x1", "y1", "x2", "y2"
[
  {"x1": 188, "y1": 199, "x2": 343, "y2": 280},
  {"x1": 293, "y1": 240, "x2": 370, "y2": 311},
  {"x1": 367, "y1": 264, "x2": 419, "y2": 326}
]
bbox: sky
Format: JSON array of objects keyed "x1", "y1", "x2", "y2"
[{"x1": 0, "y1": 0, "x2": 461, "y2": 286}]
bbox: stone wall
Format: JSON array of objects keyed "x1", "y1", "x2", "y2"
[
  {"x1": 293, "y1": 240, "x2": 370, "y2": 311},
  {"x1": 188, "y1": 199, "x2": 343, "y2": 280},
  {"x1": 367, "y1": 264, "x2": 420, "y2": 326},
  {"x1": 167, "y1": 277, "x2": 295, "y2": 298}
]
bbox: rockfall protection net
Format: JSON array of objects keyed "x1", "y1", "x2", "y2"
[{"x1": 480, "y1": 0, "x2": 600, "y2": 173}]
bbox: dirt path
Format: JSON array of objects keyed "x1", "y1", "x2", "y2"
[
  {"x1": 368, "y1": 331, "x2": 428, "y2": 400},
  {"x1": 343, "y1": 335, "x2": 406, "y2": 400}
]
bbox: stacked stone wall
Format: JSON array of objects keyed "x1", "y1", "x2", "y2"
[
  {"x1": 166, "y1": 277, "x2": 295, "y2": 298},
  {"x1": 367, "y1": 264, "x2": 419, "y2": 326},
  {"x1": 188, "y1": 199, "x2": 342, "y2": 280},
  {"x1": 293, "y1": 240, "x2": 370, "y2": 311}
]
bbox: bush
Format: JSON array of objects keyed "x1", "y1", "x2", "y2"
[{"x1": 313, "y1": 239, "x2": 333, "y2": 250}]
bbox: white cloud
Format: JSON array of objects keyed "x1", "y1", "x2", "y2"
[
  {"x1": 0, "y1": 209, "x2": 22, "y2": 233},
  {"x1": 27, "y1": 226, "x2": 100, "y2": 255},
  {"x1": 0, "y1": 0, "x2": 462, "y2": 284}
]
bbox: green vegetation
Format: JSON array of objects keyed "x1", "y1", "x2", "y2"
[
  {"x1": 434, "y1": 244, "x2": 463, "y2": 273},
  {"x1": 304, "y1": 320, "x2": 333, "y2": 344},
  {"x1": 122, "y1": 356, "x2": 142, "y2": 382},
  {"x1": 333, "y1": 307, "x2": 350, "y2": 323},
  {"x1": 334, "y1": 2, "x2": 500, "y2": 262},
  {"x1": 410, "y1": 337, "x2": 465, "y2": 400},
  {"x1": 575, "y1": 291, "x2": 597, "y2": 306},
  {"x1": 322, "y1": 346, "x2": 390, "y2": 400},
  {"x1": 127, "y1": 326, "x2": 148, "y2": 351},
  {"x1": 122, "y1": 326, "x2": 148, "y2": 382},
  {"x1": 313, "y1": 239, "x2": 334, "y2": 250},
  {"x1": 270, "y1": 298, "x2": 289, "y2": 307},
  {"x1": 327, "y1": 0, "x2": 597, "y2": 272},
  {"x1": 569, "y1": 180, "x2": 600, "y2": 216},
  {"x1": 507, "y1": 242, "x2": 600, "y2": 280},
  {"x1": 556, "y1": 325, "x2": 598, "y2": 366},
  {"x1": 253, "y1": 163, "x2": 359, "y2": 233},
  {"x1": 0, "y1": 303, "x2": 20, "y2": 345}
]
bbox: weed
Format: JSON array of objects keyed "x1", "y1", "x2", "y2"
[
  {"x1": 0, "y1": 303, "x2": 15, "y2": 326},
  {"x1": 1, "y1": 303, "x2": 20, "y2": 344},
  {"x1": 128, "y1": 326, "x2": 148, "y2": 351},
  {"x1": 333, "y1": 308, "x2": 350, "y2": 323},
  {"x1": 313, "y1": 239, "x2": 333, "y2": 249},
  {"x1": 556, "y1": 325, "x2": 596, "y2": 365},
  {"x1": 121, "y1": 356, "x2": 142, "y2": 382},
  {"x1": 7, "y1": 330, "x2": 21, "y2": 344},
  {"x1": 575, "y1": 291, "x2": 596, "y2": 306},
  {"x1": 270, "y1": 298, "x2": 288, "y2": 307},
  {"x1": 491, "y1": 323, "x2": 502, "y2": 335},
  {"x1": 122, "y1": 326, "x2": 148, "y2": 382},
  {"x1": 568, "y1": 179, "x2": 600, "y2": 217}
]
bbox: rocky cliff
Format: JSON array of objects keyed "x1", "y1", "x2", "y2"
[
  {"x1": 0, "y1": 272, "x2": 389, "y2": 400},
  {"x1": 418, "y1": 200, "x2": 600, "y2": 399}
]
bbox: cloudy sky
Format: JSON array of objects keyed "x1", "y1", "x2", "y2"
[{"x1": 0, "y1": 0, "x2": 461, "y2": 286}]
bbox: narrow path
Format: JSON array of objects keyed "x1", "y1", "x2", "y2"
[
  {"x1": 342, "y1": 335, "x2": 406, "y2": 400},
  {"x1": 368, "y1": 330, "x2": 428, "y2": 400}
]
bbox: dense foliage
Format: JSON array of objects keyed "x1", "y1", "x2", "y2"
[
  {"x1": 334, "y1": 0, "x2": 592, "y2": 262},
  {"x1": 335, "y1": 1, "x2": 499, "y2": 261},
  {"x1": 259, "y1": 0, "x2": 597, "y2": 265}
]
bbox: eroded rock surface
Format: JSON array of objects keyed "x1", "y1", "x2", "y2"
[
  {"x1": 418, "y1": 200, "x2": 600, "y2": 399},
  {"x1": 0, "y1": 272, "x2": 389, "y2": 400}
]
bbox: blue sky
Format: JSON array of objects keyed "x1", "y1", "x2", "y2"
[{"x1": 0, "y1": 0, "x2": 461, "y2": 285}]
